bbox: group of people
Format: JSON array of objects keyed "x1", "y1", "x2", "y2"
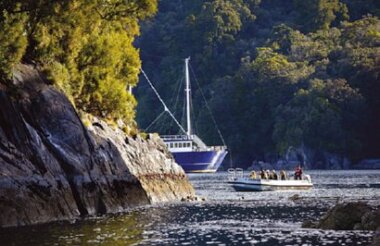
[
  {"x1": 249, "y1": 165, "x2": 303, "y2": 180},
  {"x1": 250, "y1": 169, "x2": 287, "y2": 180}
]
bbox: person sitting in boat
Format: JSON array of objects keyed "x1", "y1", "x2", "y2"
[
  {"x1": 280, "y1": 170, "x2": 287, "y2": 180},
  {"x1": 272, "y1": 170, "x2": 278, "y2": 180},
  {"x1": 250, "y1": 170, "x2": 257, "y2": 179},
  {"x1": 294, "y1": 165, "x2": 303, "y2": 180},
  {"x1": 260, "y1": 168, "x2": 266, "y2": 179},
  {"x1": 266, "y1": 170, "x2": 271, "y2": 179}
]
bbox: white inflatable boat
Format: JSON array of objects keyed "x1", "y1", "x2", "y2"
[{"x1": 227, "y1": 168, "x2": 313, "y2": 191}]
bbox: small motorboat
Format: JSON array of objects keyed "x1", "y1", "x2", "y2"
[{"x1": 227, "y1": 168, "x2": 313, "y2": 191}]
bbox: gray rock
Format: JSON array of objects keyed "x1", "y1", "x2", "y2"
[
  {"x1": 0, "y1": 64, "x2": 194, "y2": 227},
  {"x1": 304, "y1": 202, "x2": 379, "y2": 231}
]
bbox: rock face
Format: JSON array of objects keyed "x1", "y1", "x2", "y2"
[{"x1": 0, "y1": 64, "x2": 194, "y2": 227}]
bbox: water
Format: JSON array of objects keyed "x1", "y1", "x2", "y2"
[{"x1": 1, "y1": 170, "x2": 379, "y2": 245}]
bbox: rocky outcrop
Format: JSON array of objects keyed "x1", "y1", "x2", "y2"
[
  {"x1": 302, "y1": 202, "x2": 380, "y2": 231},
  {"x1": 302, "y1": 202, "x2": 380, "y2": 245},
  {"x1": 0, "y1": 64, "x2": 194, "y2": 227}
]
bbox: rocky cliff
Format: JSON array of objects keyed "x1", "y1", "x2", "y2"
[{"x1": 0, "y1": 64, "x2": 194, "y2": 227}]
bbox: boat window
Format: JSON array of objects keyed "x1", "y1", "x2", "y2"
[
  {"x1": 179, "y1": 142, "x2": 183, "y2": 148},
  {"x1": 169, "y1": 143, "x2": 173, "y2": 148},
  {"x1": 174, "y1": 143, "x2": 178, "y2": 148}
]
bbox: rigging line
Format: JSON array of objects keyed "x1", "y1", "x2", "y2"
[
  {"x1": 189, "y1": 82, "x2": 198, "y2": 136},
  {"x1": 180, "y1": 93, "x2": 186, "y2": 135},
  {"x1": 169, "y1": 75, "x2": 184, "y2": 131},
  {"x1": 190, "y1": 92, "x2": 196, "y2": 134},
  {"x1": 189, "y1": 64, "x2": 227, "y2": 147},
  {"x1": 140, "y1": 68, "x2": 187, "y2": 135},
  {"x1": 144, "y1": 110, "x2": 166, "y2": 132},
  {"x1": 170, "y1": 73, "x2": 183, "y2": 108}
]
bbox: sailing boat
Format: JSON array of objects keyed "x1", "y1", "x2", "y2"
[{"x1": 141, "y1": 57, "x2": 228, "y2": 173}]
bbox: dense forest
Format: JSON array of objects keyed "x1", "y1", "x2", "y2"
[
  {"x1": 136, "y1": 0, "x2": 380, "y2": 167},
  {"x1": 0, "y1": 0, "x2": 157, "y2": 131},
  {"x1": 1, "y1": 0, "x2": 379, "y2": 168}
]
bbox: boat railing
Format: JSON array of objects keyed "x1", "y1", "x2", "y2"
[
  {"x1": 162, "y1": 134, "x2": 227, "y2": 152},
  {"x1": 196, "y1": 145, "x2": 227, "y2": 152},
  {"x1": 227, "y1": 168, "x2": 244, "y2": 181},
  {"x1": 161, "y1": 135, "x2": 194, "y2": 141}
]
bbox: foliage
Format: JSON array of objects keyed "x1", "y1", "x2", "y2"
[
  {"x1": 0, "y1": 0, "x2": 157, "y2": 126},
  {"x1": 293, "y1": 0, "x2": 349, "y2": 32},
  {"x1": 0, "y1": 5, "x2": 28, "y2": 80},
  {"x1": 137, "y1": 0, "x2": 380, "y2": 165}
]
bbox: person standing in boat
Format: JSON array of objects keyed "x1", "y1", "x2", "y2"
[{"x1": 294, "y1": 165, "x2": 303, "y2": 180}]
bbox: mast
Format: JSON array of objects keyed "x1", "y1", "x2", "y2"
[{"x1": 185, "y1": 57, "x2": 191, "y2": 136}]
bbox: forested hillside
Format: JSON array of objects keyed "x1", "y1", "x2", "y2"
[
  {"x1": 0, "y1": 0, "x2": 157, "y2": 130},
  {"x1": 137, "y1": 0, "x2": 380, "y2": 167}
]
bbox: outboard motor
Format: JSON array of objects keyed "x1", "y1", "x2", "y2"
[{"x1": 304, "y1": 174, "x2": 312, "y2": 183}]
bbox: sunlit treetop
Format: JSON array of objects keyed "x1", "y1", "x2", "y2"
[{"x1": 0, "y1": 0, "x2": 158, "y2": 128}]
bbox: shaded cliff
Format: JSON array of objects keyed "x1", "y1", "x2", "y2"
[{"x1": 0, "y1": 64, "x2": 194, "y2": 227}]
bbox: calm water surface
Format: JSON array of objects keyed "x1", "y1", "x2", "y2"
[{"x1": 1, "y1": 170, "x2": 379, "y2": 245}]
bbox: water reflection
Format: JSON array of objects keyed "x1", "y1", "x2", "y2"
[{"x1": 0, "y1": 212, "x2": 144, "y2": 245}]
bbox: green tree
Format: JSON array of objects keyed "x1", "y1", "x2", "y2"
[
  {"x1": 0, "y1": 0, "x2": 157, "y2": 128},
  {"x1": 137, "y1": 0, "x2": 380, "y2": 166},
  {"x1": 273, "y1": 78, "x2": 364, "y2": 156},
  {"x1": 0, "y1": 5, "x2": 28, "y2": 80},
  {"x1": 294, "y1": 0, "x2": 348, "y2": 32}
]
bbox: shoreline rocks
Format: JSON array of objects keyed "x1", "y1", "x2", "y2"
[{"x1": 0, "y1": 64, "x2": 194, "y2": 227}]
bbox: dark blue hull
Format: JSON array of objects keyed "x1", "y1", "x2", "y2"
[{"x1": 172, "y1": 150, "x2": 228, "y2": 173}]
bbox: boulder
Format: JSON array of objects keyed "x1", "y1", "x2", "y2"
[
  {"x1": 303, "y1": 202, "x2": 379, "y2": 231},
  {"x1": 317, "y1": 202, "x2": 371, "y2": 230},
  {"x1": 0, "y1": 64, "x2": 194, "y2": 227}
]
